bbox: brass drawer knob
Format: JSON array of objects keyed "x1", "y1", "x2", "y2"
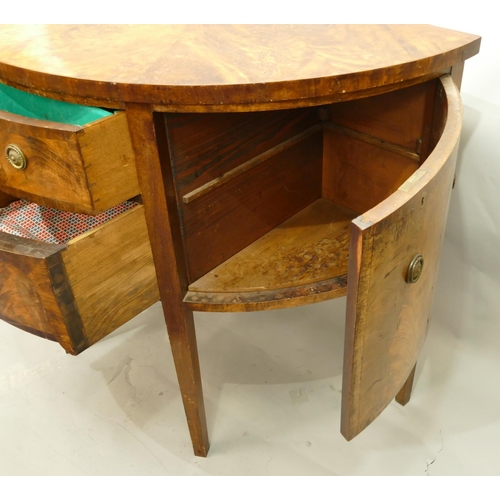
[
  {"x1": 406, "y1": 254, "x2": 424, "y2": 284},
  {"x1": 5, "y1": 144, "x2": 27, "y2": 170}
]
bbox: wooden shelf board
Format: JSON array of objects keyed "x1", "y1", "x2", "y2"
[{"x1": 184, "y1": 198, "x2": 357, "y2": 311}]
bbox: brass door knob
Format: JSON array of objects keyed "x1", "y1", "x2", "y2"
[
  {"x1": 5, "y1": 144, "x2": 27, "y2": 170},
  {"x1": 406, "y1": 254, "x2": 424, "y2": 284}
]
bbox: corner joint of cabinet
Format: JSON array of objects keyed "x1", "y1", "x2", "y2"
[{"x1": 353, "y1": 216, "x2": 373, "y2": 230}]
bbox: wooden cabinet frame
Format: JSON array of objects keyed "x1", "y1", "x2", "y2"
[
  {"x1": 0, "y1": 25, "x2": 480, "y2": 457},
  {"x1": 127, "y1": 74, "x2": 465, "y2": 455}
]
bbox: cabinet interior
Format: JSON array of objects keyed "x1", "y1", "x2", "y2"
[{"x1": 162, "y1": 78, "x2": 446, "y2": 311}]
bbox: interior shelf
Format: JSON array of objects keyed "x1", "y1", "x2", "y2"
[{"x1": 184, "y1": 198, "x2": 358, "y2": 312}]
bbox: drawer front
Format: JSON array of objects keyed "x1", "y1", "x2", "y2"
[
  {"x1": 341, "y1": 75, "x2": 462, "y2": 440},
  {"x1": 0, "y1": 234, "x2": 72, "y2": 346},
  {"x1": 0, "y1": 110, "x2": 139, "y2": 214},
  {"x1": 0, "y1": 204, "x2": 159, "y2": 354}
]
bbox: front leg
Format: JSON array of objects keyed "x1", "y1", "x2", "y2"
[{"x1": 125, "y1": 103, "x2": 209, "y2": 457}]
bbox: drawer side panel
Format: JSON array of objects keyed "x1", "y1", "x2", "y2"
[
  {"x1": 80, "y1": 112, "x2": 140, "y2": 213},
  {"x1": 61, "y1": 205, "x2": 160, "y2": 346}
]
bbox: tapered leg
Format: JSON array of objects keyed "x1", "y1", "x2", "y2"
[
  {"x1": 125, "y1": 103, "x2": 209, "y2": 457},
  {"x1": 395, "y1": 364, "x2": 416, "y2": 406}
]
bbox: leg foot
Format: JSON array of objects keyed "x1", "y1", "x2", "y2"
[
  {"x1": 396, "y1": 364, "x2": 416, "y2": 406},
  {"x1": 168, "y1": 308, "x2": 209, "y2": 457}
]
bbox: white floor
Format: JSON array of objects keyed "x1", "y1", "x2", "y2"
[{"x1": 1, "y1": 257, "x2": 499, "y2": 475}]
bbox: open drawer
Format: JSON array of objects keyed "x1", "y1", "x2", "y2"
[
  {"x1": 0, "y1": 199, "x2": 159, "y2": 355},
  {"x1": 0, "y1": 83, "x2": 139, "y2": 214}
]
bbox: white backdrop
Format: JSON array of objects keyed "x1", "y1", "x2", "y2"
[{"x1": 425, "y1": 16, "x2": 500, "y2": 349}]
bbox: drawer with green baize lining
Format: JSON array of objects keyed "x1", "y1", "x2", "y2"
[{"x1": 0, "y1": 83, "x2": 139, "y2": 214}]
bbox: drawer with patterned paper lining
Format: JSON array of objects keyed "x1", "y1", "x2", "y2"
[{"x1": 0, "y1": 198, "x2": 159, "y2": 354}]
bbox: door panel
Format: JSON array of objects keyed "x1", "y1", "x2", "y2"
[{"x1": 341, "y1": 75, "x2": 462, "y2": 440}]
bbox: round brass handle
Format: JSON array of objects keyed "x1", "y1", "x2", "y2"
[
  {"x1": 5, "y1": 144, "x2": 27, "y2": 170},
  {"x1": 406, "y1": 254, "x2": 424, "y2": 284}
]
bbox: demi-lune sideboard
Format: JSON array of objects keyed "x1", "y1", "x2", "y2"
[{"x1": 0, "y1": 25, "x2": 481, "y2": 456}]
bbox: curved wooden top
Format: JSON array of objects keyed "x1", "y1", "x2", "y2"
[{"x1": 0, "y1": 25, "x2": 480, "y2": 111}]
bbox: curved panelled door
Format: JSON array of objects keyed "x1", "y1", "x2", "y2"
[{"x1": 341, "y1": 75, "x2": 462, "y2": 440}]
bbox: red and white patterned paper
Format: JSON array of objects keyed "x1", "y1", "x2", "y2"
[{"x1": 0, "y1": 199, "x2": 138, "y2": 245}]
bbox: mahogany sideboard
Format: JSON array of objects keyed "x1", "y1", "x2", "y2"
[{"x1": 0, "y1": 25, "x2": 481, "y2": 457}]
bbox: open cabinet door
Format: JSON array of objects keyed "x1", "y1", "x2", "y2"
[{"x1": 341, "y1": 75, "x2": 462, "y2": 440}]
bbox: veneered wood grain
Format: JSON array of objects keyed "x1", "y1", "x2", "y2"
[
  {"x1": 341, "y1": 75, "x2": 462, "y2": 440},
  {"x1": 183, "y1": 132, "x2": 323, "y2": 282},
  {"x1": 185, "y1": 276, "x2": 348, "y2": 313},
  {"x1": 182, "y1": 124, "x2": 322, "y2": 204},
  {"x1": 189, "y1": 199, "x2": 355, "y2": 292},
  {"x1": 61, "y1": 205, "x2": 159, "y2": 347},
  {"x1": 0, "y1": 109, "x2": 92, "y2": 212},
  {"x1": 0, "y1": 110, "x2": 139, "y2": 213},
  {"x1": 186, "y1": 199, "x2": 356, "y2": 312},
  {"x1": 0, "y1": 231, "x2": 83, "y2": 353},
  {"x1": 125, "y1": 103, "x2": 209, "y2": 457},
  {"x1": 167, "y1": 108, "x2": 320, "y2": 197},
  {"x1": 0, "y1": 25, "x2": 480, "y2": 110}
]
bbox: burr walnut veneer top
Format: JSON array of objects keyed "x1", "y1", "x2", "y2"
[{"x1": 0, "y1": 25, "x2": 480, "y2": 110}]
